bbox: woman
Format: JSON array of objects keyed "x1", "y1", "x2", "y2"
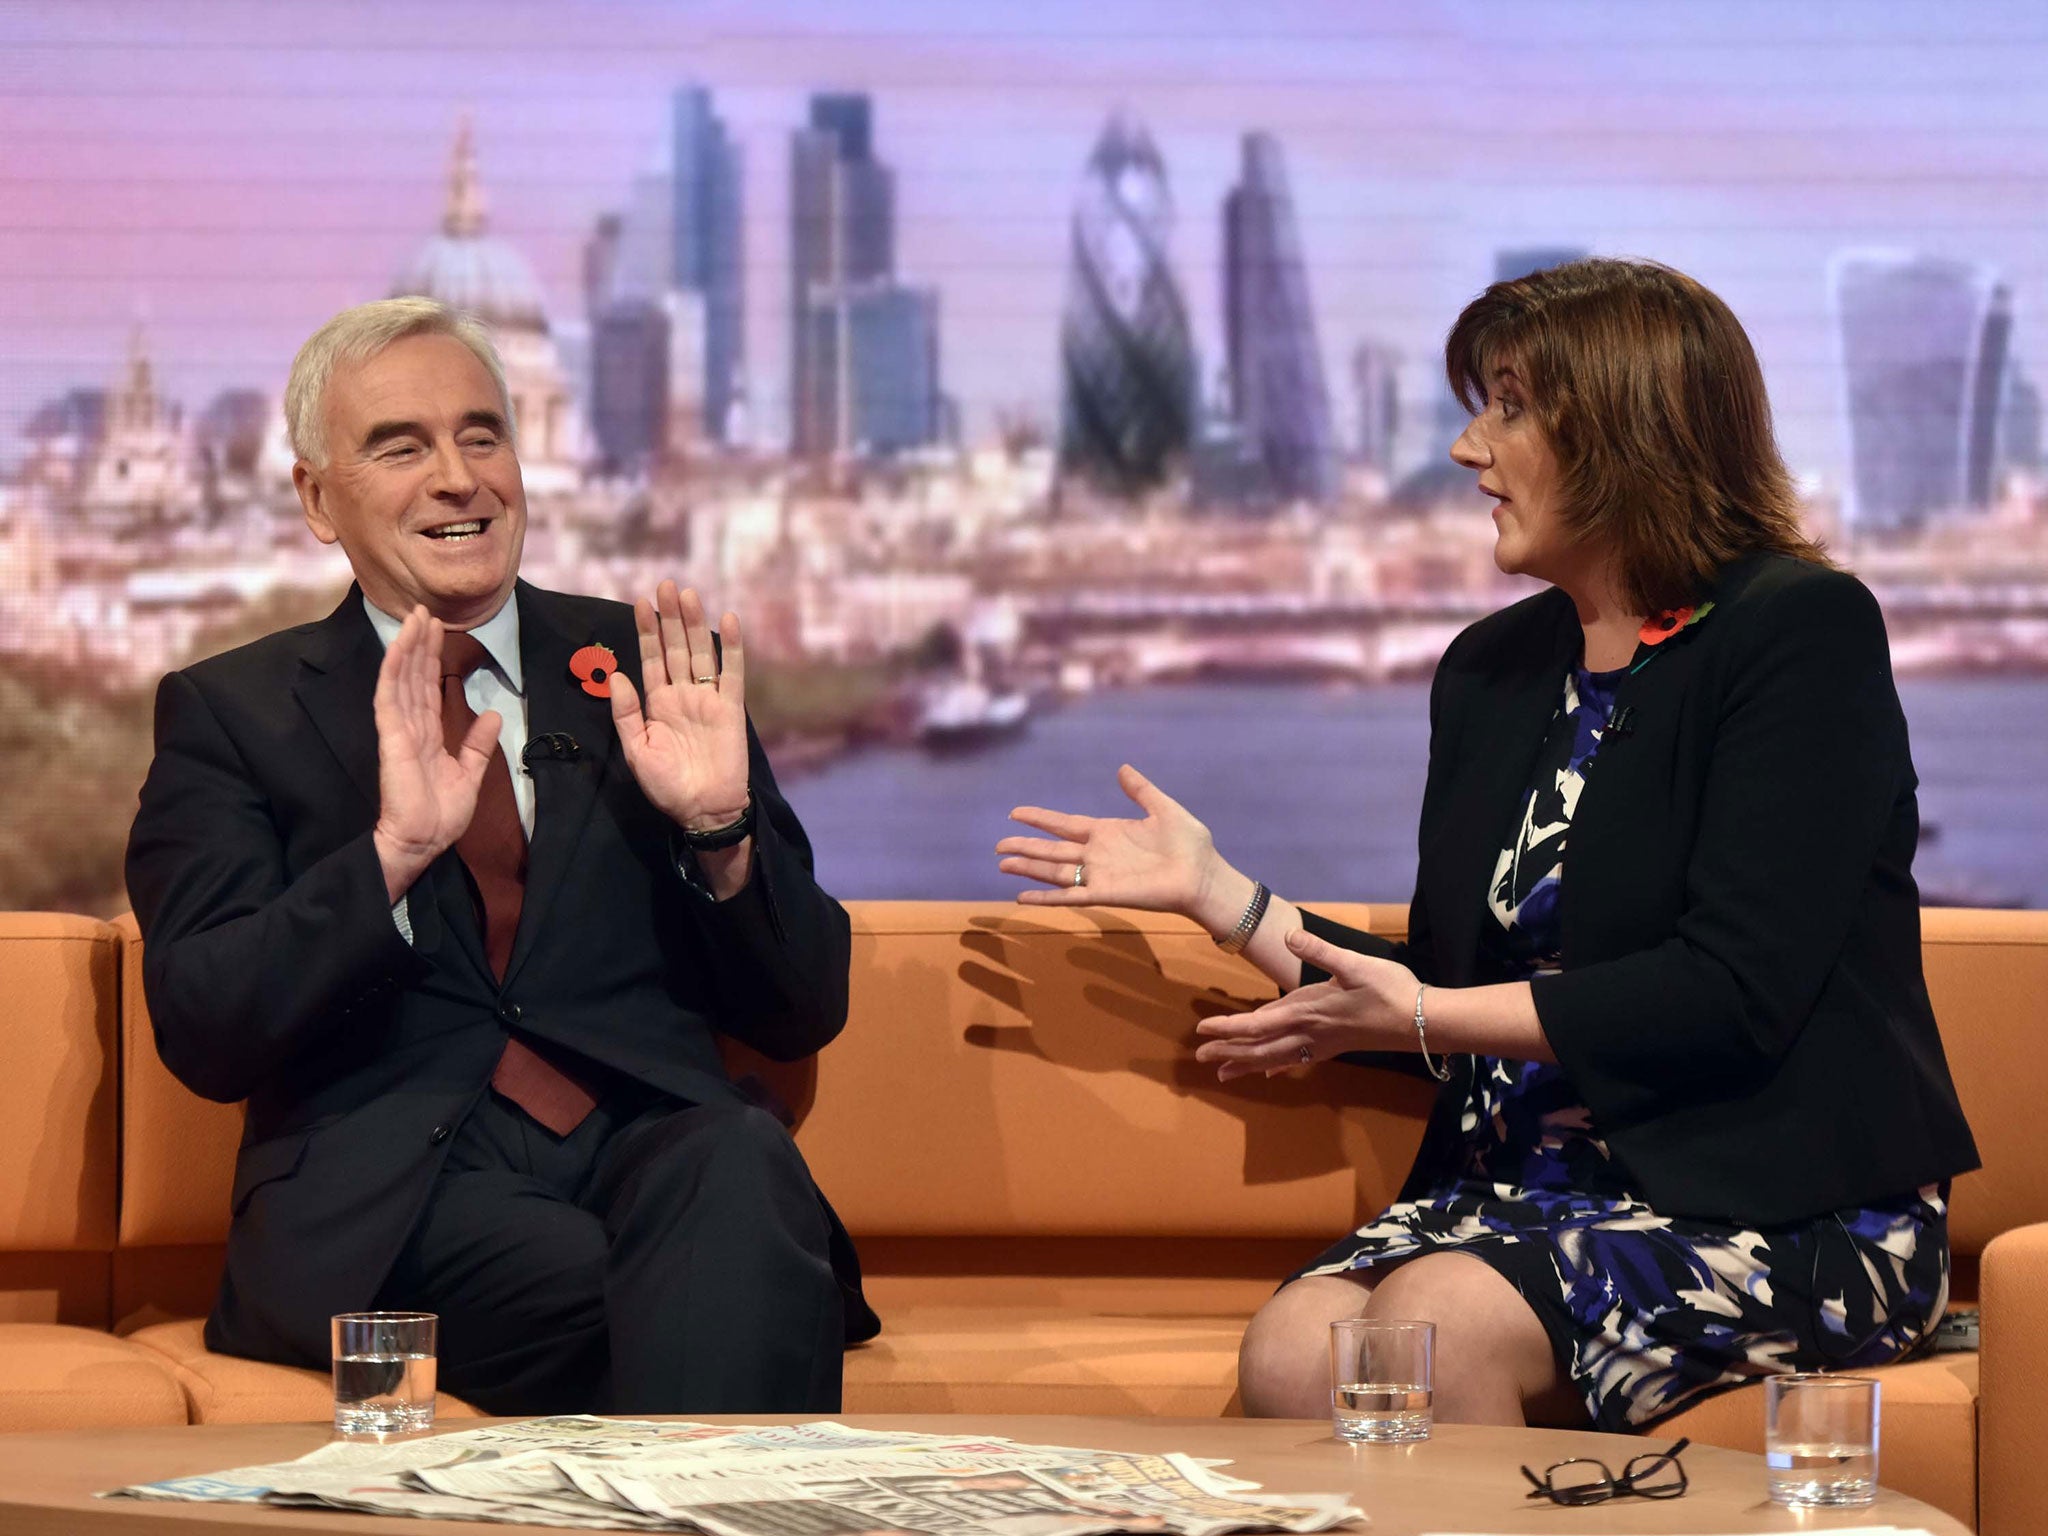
[{"x1": 996, "y1": 259, "x2": 1979, "y2": 1432}]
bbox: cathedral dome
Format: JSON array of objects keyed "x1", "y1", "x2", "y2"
[{"x1": 391, "y1": 119, "x2": 550, "y2": 334}]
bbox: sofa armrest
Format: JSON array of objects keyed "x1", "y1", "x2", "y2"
[{"x1": 1979, "y1": 1222, "x2": 2048, "y2": 1536}]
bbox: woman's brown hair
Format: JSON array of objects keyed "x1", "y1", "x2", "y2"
[{"x1": 1445, "y1": 258, "x2": 1829, "y2": 614}]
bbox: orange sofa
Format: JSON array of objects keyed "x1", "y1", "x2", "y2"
[{"x1": 3, "y1": 903, "x2": 2043, "y2": 1533}]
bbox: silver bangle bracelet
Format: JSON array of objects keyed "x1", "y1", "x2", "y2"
[
  {"x1": 1413, "y1": 984, "x2": 1452, "y2": 1082},
  {"x1": 1214, "y1": 881, "x2": 1272, "y2": 956}
]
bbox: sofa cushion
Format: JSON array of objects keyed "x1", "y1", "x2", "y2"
[
  {"x1": 1922, "y1": 908, "x2": 2048, "y2": 1261},
  {"x1": 1980, "y1": 1223, "x2": 2048, "y2": 1536},
  {"x1": 112, "y1": 914, "x2": 241, "y2": 1251},
  {"x1": 126, "y1": 1318, "x2": 479, "y2": 1425},
  {"x1": 804, "y1": 902, "x2": 1431, "y2": 1242},
  {"x1": 0, "y1": 1322, "x2": 187, "y2": 1430},
  {"x1": 0, "y1": 1252, "x2": 111, "y2": 1330},
  {"x1": 846, "y1": 1274, "x2": 1269, "y2": 1416},
  {"x1": 0, "y1": 915, "x2": 120, "y2": 1257}
]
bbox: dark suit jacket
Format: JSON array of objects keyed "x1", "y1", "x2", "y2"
[
  {"x1": 1303, "y1": 552, "x2": 1980, "y2": 1226},
  {"x1": 125, "y1": 582, "x2": 865, "y2": 1368}
]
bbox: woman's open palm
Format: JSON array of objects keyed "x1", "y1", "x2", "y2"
[{"x1": 997, "y1": 764, "x2": 1219, "y2": 916}]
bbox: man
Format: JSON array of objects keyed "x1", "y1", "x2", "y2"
[{"x1": 126, "y1": 297, "x2": 874, "y2": 1415}]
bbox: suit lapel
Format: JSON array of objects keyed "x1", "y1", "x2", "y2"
[
  {"x1": 1428, "y1": 593, "x2": 1581, "y2": 983},
  {"x1": 504, "y1": 582, "x2": 627, "y2": 986},
  {"x1": 292, "y1": 586, "x2": 475, "y2": 965},
  {"x1": 291, "y1": 588, "x2": 383, "y2": 817}
]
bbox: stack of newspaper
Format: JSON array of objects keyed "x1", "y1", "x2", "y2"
[{"x1": 105, "y1": 1416, "x2": 1369, "y2": 1533}]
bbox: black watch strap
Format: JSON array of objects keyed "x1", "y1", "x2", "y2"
[{"x1": 677, "y1": 791, "x2": 754, "y2": 851}]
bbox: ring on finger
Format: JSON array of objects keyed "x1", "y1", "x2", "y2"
[
  {"x1": 1072, "y1": 863, "x2": 1086, "y2": 888},
  {"x1": 1297, "y1": 1044, "x2": 1313, "y2": 1065}
]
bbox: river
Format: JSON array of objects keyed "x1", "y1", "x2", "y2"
[{"x1": 780, "y1": 677, "x2": 2048, "y2": 909}]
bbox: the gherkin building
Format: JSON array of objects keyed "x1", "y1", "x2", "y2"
[{"x1": 1058, "y1": 112, "x2": 1198, "y2": 496}]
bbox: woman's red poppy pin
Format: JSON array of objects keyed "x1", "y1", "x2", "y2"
[
  {"x1": 1637, "y1": 601, "x2": 1715, "y2": 648},
  {"x1": 569, "y1": 643, "x2": 619, "y2": 699}
]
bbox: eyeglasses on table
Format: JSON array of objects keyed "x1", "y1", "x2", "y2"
[{"x1": 1520, "y1": 1436, "x2": 1690, "y2": 1506}]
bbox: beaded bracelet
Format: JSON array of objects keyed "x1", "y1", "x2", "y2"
[{"x1": 1214, "y1": 881, "x2": 1272, "y2": 956}]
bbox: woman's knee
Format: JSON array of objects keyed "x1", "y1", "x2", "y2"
[
  {"x1": 1237, "y1": 1274, "x2": 1370, "y2": 1417},
  {"x1": 1363, "y1": 1255, "x2": 1564, "y2": 1419}
]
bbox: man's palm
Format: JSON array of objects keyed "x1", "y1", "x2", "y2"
[
  {"x1": 372, "y1": 610, "x2": 498, "y2": 889},
  {"x1": 617, "y1": 670, "x2": 749, "y2": 821},
  {"x1": 609, "y1": 583, "x2": 751, "y2": 828}
]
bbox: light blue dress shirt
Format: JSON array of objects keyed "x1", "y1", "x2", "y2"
[{"x1": 364, "y1": 595, "x2": 532, "y2": 940}]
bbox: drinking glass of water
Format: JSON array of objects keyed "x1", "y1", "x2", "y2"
[
  {"x1": 1764, "y1": 1373, "x2": 1879, "y2": 1506},
  {"x1": 1329, "y1": 1318, "x2": 1434, "y2": 1443},
  {"x1": 331, "y1": 1311, "x2": 438, "y2": 1438}
]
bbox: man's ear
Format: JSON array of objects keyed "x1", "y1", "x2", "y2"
[{"x1": 294, "y1": 460, "x2": 339, "y2": 546}]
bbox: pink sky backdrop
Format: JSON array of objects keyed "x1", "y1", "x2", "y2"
[{"x1": 7, "y1": 0, "x2": 2048, "y2": 478}]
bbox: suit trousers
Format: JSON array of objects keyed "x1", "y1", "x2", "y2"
[{"x1": 375, "y1": 1083, "x2": 847, "y2": 1416}]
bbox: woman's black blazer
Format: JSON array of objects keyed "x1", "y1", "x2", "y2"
[{"x1": 1306, "y1": 551, "x2": 1979, "y2": 1226}]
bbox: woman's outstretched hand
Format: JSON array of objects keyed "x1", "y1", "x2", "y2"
[
  {"x1": 1194, "y1": 928, "x2": 1419, "y2": 1079},
  {"x1": 998, "y1": 764, "x2": 1224, "y2": 917}
]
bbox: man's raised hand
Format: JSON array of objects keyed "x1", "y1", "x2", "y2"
[
  {"x1": 608, "y1": 581, "x2": 751, "y2": 833},
  {"x1": 370, "y1": 607, "x2": 500, "y2": 902}
]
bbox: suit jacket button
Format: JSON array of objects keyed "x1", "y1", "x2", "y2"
[
  {"x1": 497, "y1": 1001, "x2": 521, "y2": 1024},
  {"x1": 429, "y1": 1124, "x2": 452, "y2": 1145}
]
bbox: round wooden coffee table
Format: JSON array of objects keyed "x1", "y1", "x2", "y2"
[{"x1": 0, "y1": 1414, "x2": 1968, "y2": 1534}]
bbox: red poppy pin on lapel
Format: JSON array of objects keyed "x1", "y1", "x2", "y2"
[
  {"x1": 1638, "y1": 607, "x2": 1694, "y2": 646},
  {"x1": 1637, "y1": 602, "x2": 1714, "y2": 647},
  {"x1": 569, "y1": 643, "x2": 618, "y2": 698}
]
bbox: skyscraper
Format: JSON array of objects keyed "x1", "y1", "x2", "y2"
[
  {"x1": 789, "y1": 92, "x2": 936, "y2": 459},
  {"x1": 590, "y1": 88, "x2": 744, "y2": 450},
  {"x1": 804, "y1": 93, "x2": 894, "y2": 281},
  {"x1": 1351, "y1": 341, "x2": 1400, "y2": 471},
  {"x1": 589, "y1": 300, "x2": 670, "y2": 476},
  {"x1": 669, "y1": 86, "x2": 746, "y2": 442},
  {"x1": 1831, "y1": 251, "x2": 2012, "y2": 533},
  {"x1": 609, "y1": 169, "x2": 673, "y2": 305},
  {"x1": 801, "y1": 286, "x2": 942, "y2": 456},
  {"x1": 790, "y1": 122, "x2": 844, "y2": 458},
  {"x1": 1058, "y1": 112, "x2": 1197, "y2": 496},
  {"x1": 2002, "y1": 363, "x2": 2042, "y2": 476},
  {"x1": 1221, "y1": 132, "x2": 1337, "y2": 503},
  {"x1": 582, "y1": 213, "x2": 622, "y2": 320}
]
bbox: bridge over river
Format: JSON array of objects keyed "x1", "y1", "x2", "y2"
[{"x1": 1018, "y1": 582, "x2": 2048, "y2": 683}]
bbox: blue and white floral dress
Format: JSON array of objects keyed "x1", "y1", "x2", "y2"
[{"x1": 1297, "y1": 661, "x2": 1949, "y2": 1430}]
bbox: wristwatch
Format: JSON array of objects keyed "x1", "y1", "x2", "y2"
[
  {"x1": 677, "y1": 792, "x2": 753, "y2": 851},
  {"x1": 670, "y1": 793, "x2": 754, "y2": 898}
]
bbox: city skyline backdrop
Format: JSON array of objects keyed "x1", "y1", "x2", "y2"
[{"x1": 12, "y1": 0, "x2": 2048, "y2": 489}]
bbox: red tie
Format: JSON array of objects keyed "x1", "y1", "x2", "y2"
[{"x1": 441, "y1": 632, "x2": 599, "y2": 1136}]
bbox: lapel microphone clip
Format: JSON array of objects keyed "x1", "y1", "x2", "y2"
[
  {"x1": 1604, "y1": 705, "x2": 1638, "y2": 739},
  {"x1": 521, "y1": 732, "x2": 584, "y2": 767}
]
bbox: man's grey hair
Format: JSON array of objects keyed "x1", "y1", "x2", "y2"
[{"x1": 284, "y1": 297, "x2": 515, "y2": 466}]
